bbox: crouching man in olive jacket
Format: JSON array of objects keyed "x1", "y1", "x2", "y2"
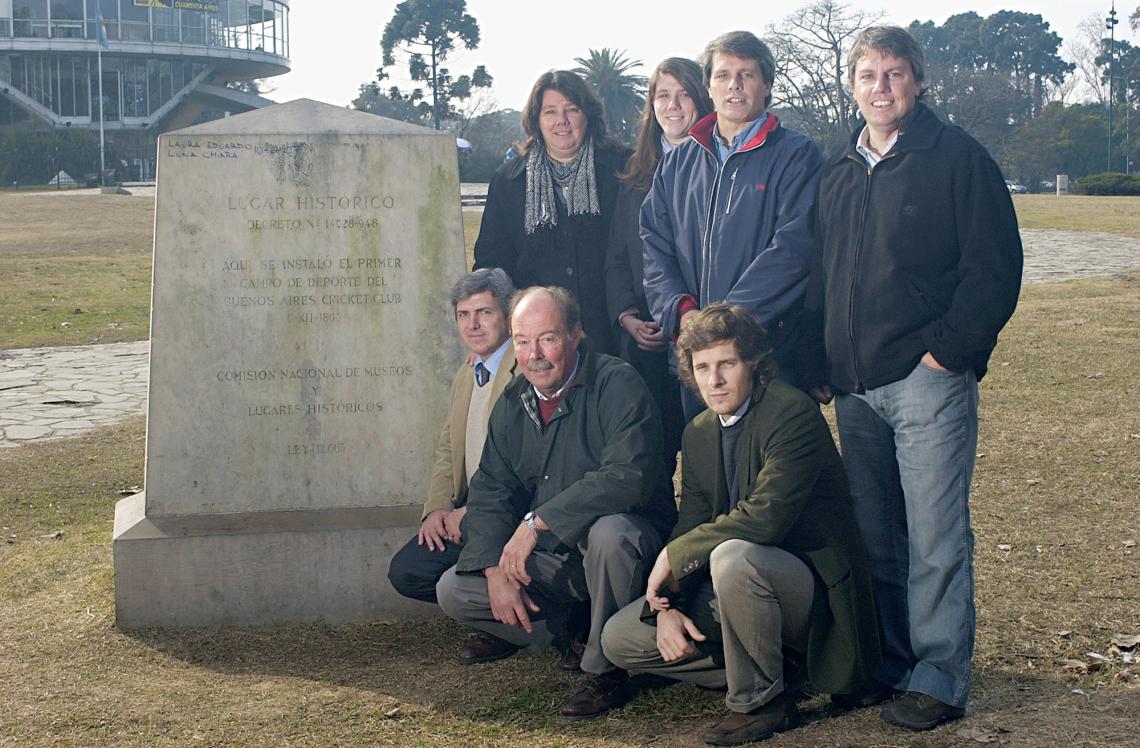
[
  {"x1": 601, "y1": 304, "x2": 880, "y2": 746},
  {"x1": 437, "y1": 286, "x2": 677, "y2": 721}
]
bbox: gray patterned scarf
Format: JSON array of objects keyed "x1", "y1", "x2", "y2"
[{"x1": 523, "y1": 138, "x2": 600, "y2": 235}]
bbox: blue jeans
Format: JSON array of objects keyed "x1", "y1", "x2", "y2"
[{"x1": 834, "y1": 361, "x2": 978, "y2": 708}]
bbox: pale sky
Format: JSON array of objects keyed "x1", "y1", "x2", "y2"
[{"x1": 270, "y1": 1, "x2": 1136, "y2": 110}]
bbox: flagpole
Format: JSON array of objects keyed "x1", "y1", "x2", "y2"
[
  {"x1": 97, "y1": 45, "x2": 105, "y2": 187},
  {"x1": 95, "y1": 10, "x2": 107, "y2": 187}
]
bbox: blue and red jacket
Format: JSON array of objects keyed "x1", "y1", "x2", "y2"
[{"x1": 640, "y1": 112, "x2": 823, "y2": 372}]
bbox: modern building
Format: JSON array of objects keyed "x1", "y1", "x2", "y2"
[{"x1": 0, "y1": 1, "x2": 290, "y2": 180}]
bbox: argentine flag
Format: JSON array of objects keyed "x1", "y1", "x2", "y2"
[{"x1": 95, "y1": 10, "x2": 109, "y2": 50}]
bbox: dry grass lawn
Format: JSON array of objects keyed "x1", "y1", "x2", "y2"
[
  {"x1": 1013, "y1": 194, "x2": 1140, "y2": 237},
  {"x1": 0, "y1": 192, "x2": 484, "y2": 350},
  {"x1": 1, "y1": 275, "x2": 1136, "y2": 747}
]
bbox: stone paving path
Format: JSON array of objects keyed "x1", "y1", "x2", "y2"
[
  {"x1": 1, "y1": 231, "x2": 1137, "y2": 448},
  {"x1": 0, "y1": 341, "x2": 149, "y2": 448}
]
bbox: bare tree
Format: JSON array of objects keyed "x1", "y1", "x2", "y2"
[
  {"x1": 765, "y1": 0, "x2": 881, "y2": 153},
  {"x1": 1066, "y1": 14, "x2": 1111, "y2": 105}
]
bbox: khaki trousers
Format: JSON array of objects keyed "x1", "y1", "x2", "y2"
[
  {"x1": 600, "y1": 539, "x2": 815, "y2": 712},
  {"x1": 436, "y1": 513, "x2": 662, "y2": 675}
]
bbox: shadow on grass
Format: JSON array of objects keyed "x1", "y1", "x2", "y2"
[{"x1": 120, "y1": 619, "x2": 1134, "y2": 747}]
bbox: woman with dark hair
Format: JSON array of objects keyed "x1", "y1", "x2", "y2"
[
  {"x1": 605, "y1": 58, "x2": 714, "y2": 476},
  {"x1": 473, "y1": 70, "x2": 628, "y2": 355}
]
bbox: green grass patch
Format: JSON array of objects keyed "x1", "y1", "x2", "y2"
[{"x1": 0, "y1": 252, "x2": 152, "y2": 348}]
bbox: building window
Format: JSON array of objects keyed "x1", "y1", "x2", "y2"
[
  {"x1": 181, "y1": 6, "x2": 206, "y2": 46},
  {"x1": 50, "y1": 0, "x2": 83, "y2": 38},
  {"x1": 0, "y1": 0, "x2": 12, "y2": 37},
  {"x1": 91, "y1": 59, "x2": 119, "y2": 121},
  {"x1": 152, "y1": 5, "x2": 176, "y2": 42},
  {"x1": 13, "y1": 0, "x2": 49, "y2": 38},
  {"x1": 119, "y1": 0, "x2": 147, "y2": 42}
]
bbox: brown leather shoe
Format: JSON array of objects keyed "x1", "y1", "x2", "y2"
[
  {"x1": 456, "y1": 631, "x2": 519, "y2": 665},
  {"x1": 702, "y1": 693, "x2": 801, "y2": 746},
  {"x1": 557, "y1": 638, "x2": 585, "y2": 672},
  {"x1": 831, "y1": 679, "x2": 898, "y2": 709},
  {"x1": 880, "y1": 691, "x2": 965, "y2": 730},
  {"x1": 559, "y1": 670, "x2": 631, "y2": 720}
]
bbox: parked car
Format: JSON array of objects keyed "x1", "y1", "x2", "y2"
[{"x1": 1006, "y1": 180, "x2": 1028, "y2": 194}]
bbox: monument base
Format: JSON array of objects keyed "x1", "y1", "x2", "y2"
[{"x1": 112, "y1": 493, "x2": 435, "y2": 627}]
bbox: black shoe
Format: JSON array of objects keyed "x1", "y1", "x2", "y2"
[
  {"x1": 559, "y1": 670, "x2": 631, "y2": 721},
  {"x1": 880, "y1": 691, "x2": 965, "y2": 730},
  {"x1": 831, "y1": 679, "x2": 898, "y2": 709},
  {"x1": 457, "y1": 632, "x2": 519, "y2": 665},
  {"x1": 702, "y1": 693, "x2": 801, "y2": 746}
]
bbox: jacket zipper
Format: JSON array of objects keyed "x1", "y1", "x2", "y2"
[
  {"x1": 699, "y1": 138, "x2": 761, "y2": 306},
  {"x1": 845, "y1": 149, "x2": 897, "y2": 391},
  {"x1": 699, "y1": 151, "x2": 727, "y2": 306}
]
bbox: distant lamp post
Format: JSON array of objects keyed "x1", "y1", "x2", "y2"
[{"x1": 1107, "y1": 2, "x2": 1119, "y2": 171}]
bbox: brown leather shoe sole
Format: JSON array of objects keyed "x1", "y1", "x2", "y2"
[
  {"x1": 702, "y1": 697, "x2": 801, "y2": 746},
  {"x1": 456, "y1": 632, "x2": 519, "y2": 665},
  {"x1": 559, "y1": 672, "x2": 631, "y2": 721}
]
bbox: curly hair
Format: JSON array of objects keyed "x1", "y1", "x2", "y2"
[{"x1": 676, "y1": 303, "x2": 776, "y2": 394}]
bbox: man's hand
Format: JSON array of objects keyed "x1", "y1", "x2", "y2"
[
  {"x1": 646, "y1": 547, "x2": 679, "y2": 612},
  {"x1": 443, "y1": 506, "x2": 467, "y2": 544},
  {"x1": 498, "y1": 520, "x2": 539, "y2": 586},
  {"x1": 656, "y1": 608, "x2": 706, "y2": 662},
  {"x1": 921, "y1": 351, "x2": 950, "y2": 372},
  {"x1": 417, "y1": 509, "x2": 449, "y2": 551},
  {"x1": 485, "y1": 566, "x2": 540, "y2": 634},
  {"x1": 620, "y1": 314, "x2": 667, "y2": 352}
]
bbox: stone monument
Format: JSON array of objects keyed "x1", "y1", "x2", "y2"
[{"x1": 113, "y1": 100, "x2": 465, "y2": 627}]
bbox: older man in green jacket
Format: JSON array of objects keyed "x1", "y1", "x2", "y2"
[
  {"x1": 437, "y1": 286, "x2": 677, "y2": 721},
  {"x1": 601, "y1": 304, "x2": 879, "y2": 746}
]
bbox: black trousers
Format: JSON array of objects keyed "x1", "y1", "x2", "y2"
[{"x1": 387, "y1": 517, "x2": 466, "y2": 604}]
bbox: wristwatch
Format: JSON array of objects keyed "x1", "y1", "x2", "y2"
[{"x1": 522, "y1": 511, "x2": 539, "y2": 537}]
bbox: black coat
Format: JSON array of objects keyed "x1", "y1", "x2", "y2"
[
  {"x1": 813, "y1": 103, "x2": 1023, "y2": 393},
  {"x1": 473, "y1": 141, "x2": 630, "y2": 356}
]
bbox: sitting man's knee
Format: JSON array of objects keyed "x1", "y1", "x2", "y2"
[
  {"x1": 709, "y1": 538, "x2": 750, "y2": 573},
  {"x1": 434, "y1": 567, "x2": 462, "y2": 617},
  {"x1": 599, "y1": 607, "x2": 643, "y2": 668},
  {"x1": 588, "y1": 513, "x2": 639, "y2": 546},
  {"x1": 387, "y1": 544, "x2": 418, "y2": 596}
]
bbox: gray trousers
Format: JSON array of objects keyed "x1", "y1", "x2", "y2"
[
  {"x1": 600, "y1": 540, "x2": 815, "y2": 712},
  {"x1": 436, "y1": 513, "x2": 662, "y2": 675}
]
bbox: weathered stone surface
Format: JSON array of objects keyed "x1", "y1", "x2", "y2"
[{"x1": 113, "y1": 100, "x2": 464, "y2": 626}]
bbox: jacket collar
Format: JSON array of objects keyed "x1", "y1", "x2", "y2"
[
  {"x1": 689, "y1": 111, "x2": 781, "y2": 155},
  {"x1": 837, "y1": 101, "x2": 943, "y2": 166}
]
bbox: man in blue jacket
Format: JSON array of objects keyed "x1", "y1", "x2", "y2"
[
  {"x1": 811, "y1": 26, "x2": 1023, "y2": 730},
  {"x1": 641, "y1": 30, "x2": 822, "y2": 414}
]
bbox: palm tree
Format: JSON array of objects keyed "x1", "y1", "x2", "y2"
[{"x1": 573, "y1": 48, "x2": 647, "y2": 144}]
